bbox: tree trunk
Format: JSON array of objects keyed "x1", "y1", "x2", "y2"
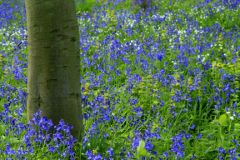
[
  {"x1": 132, "y1": 0, "x2": 153, "y2": 12},
  {"x1": 25, "y1": 0, "x2": 84, "y2": 142}
]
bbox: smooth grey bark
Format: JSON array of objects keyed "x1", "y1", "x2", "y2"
[{"x1": 25, "y1": 0, "x2": 84, "y2": 142}]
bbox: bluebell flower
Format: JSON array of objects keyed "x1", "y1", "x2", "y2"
[{"x1": 157, "y1": 52, "x2": 163, "y2": 61}]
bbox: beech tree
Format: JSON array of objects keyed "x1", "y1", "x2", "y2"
[{"x1": 25, "y1": 0, "x2": 84, "y2": 142}]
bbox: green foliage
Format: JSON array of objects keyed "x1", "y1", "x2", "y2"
[
  {"x1": 75, "y1": 0, "x2": 158, "y2": 16},
  {"x1": 133, "y1": 139, "x2": 157, "y2": 159},
  {"x1": 75, "y1": 0, "x2": 102, "y2": 14},
  {"x1": 219, "y1": 114, "x2": 228, "y2": 126}
]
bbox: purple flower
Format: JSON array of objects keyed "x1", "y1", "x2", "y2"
[{"x1": 157, "y1": 52, "x2": 163, "y2": 61}]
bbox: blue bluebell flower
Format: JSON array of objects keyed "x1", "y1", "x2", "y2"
[{"x1": 157, "y1": 52, "x2": 163, "y2": 61}]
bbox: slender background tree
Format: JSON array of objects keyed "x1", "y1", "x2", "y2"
[
  {"x1": 132, "y1": 0, "x2": 153, "y2": 12},
  {"x1": 25, "y1": 0, "x2": 84, "y2": 142}
]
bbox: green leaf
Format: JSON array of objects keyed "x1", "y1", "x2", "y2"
[
  {"x1": 0, "y1": 124, "x2": 8, "y2": 131},
  {"x1": 137, "y1": 139, "x2": 145, "y2": 150},
  {"x1": 137, "y1": 139, "x2": 147, "y2": 157},
  {"x1": 153, "y1": 60, "x2": 164, "y2": 70},
  {"x1": 152, "y1": 100, "x2": 159, "y2": 105},
  {"x1": 138, "y1": 148, "x2": 147, "y2": 157},
  {"x1": 133, "y1": 153, "x2": 140, "y2": 159},
  {"x1": 235, "y1": 123, "x2": 240, "y2": 127},
  {"x1": 233, "y1": 129, "x2": 240, "y2": 135},
  {"x1": 147, "y1": 152, "x2": 156, "y2": 158},
  {"x1": 219, "y1": 114, "x2": 228, "y2": 126},
  {"x1": 212, "y1": 61, "x2": 217, "y2": 68},
  {"x1": 200, "y1": 129, "x2": 214, "y2": 134},
  {"x1": 212, "y1": 110, "x2": 221, "y2": 115},
  {"x1": 8, "y1": 137, "x2": 24, "y2": 145},
  {"x1": 136, "y1": 68, "x2": 143, "y2": 76},
  {"x1": 222, "y1": 140, "x2": 231, "y2": 148}
]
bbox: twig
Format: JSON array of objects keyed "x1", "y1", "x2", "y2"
[{"x1": 10, "y1": 35, "x2": 28, "y2": 53}]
